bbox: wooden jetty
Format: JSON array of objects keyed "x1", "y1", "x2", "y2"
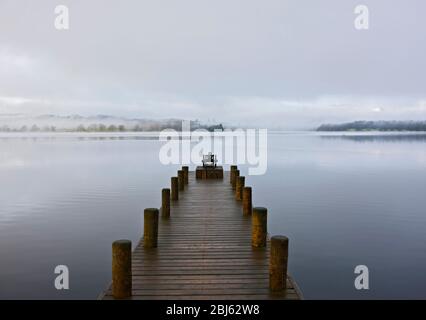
[{"x1": 100, "y1": 165, "x2": 302, "y2": 300}]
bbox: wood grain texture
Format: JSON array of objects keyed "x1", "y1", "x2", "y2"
[{"x1": 101, "y1": 171, "x2": 302, "y2": 300}]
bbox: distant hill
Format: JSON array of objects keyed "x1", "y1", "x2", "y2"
[
  {"x1": 0, "y1": 114, "x2": 224, "y2": 132},
  {"x1": 317, "y1": 121, "x2": 426, "y2": 132}
]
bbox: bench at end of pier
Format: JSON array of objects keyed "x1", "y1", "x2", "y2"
[{"x1": 196, "y1": 166, "x2": 224, "y2": 179}]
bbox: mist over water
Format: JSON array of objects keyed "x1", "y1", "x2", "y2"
[{"x1": 0, "y1": 132, "x2": 426, "y2": 299}]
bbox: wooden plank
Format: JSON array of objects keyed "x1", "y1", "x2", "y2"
[
  {"x1": 101, "y1": 171, "x2": 301, "y2": 300},
  {"x1": 103, "y1": 294, "x2": 300, "y2": 300}
]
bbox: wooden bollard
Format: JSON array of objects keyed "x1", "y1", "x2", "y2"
[
  {"x1": 230, "y1": 165, "x2": 237, "y2": 184},
  {"x1": 270, "y1": 236, "x2": 289, "y2": 291},
  {"x1": 143, "y1": 208, "x2": 159, "y2": 248},
  {"x1": 161, "y1": 188, "x2": 170, "y2": 218},
  {"x1": 235, "y1": 176, "x2": 245, "y2": 201},
  {"x1": 171, "y1": 177, "x2": 178, "y2": 200},
  {"x1": 178, "y1": 170, "x2": 184, "y2": 191},
  {"x1": 182, "y1": 166, "x2": 189, "y2": 184},
  {"x1": 112, "y1": 240, "x2": 132, "y2": 299},
  {"x1": 252, "y1": 207, "x2": 267, "y2": 247},
  {"x1": 242, "y1": 186, "x2": 252, "y2": 216},
  {"x1": 232, "y1": 170, "x2": 240, "y2": 190}
]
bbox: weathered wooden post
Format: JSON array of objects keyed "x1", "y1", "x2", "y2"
[
  {"x1": 236, "y1": 176, "x2": 245, "y2": 201},
  {"x1": 182, "y1": 166, "x2": 189, "y2": 184},
  {"x1": 232, "y1": 170, "x2": 240, "y2": 191},
  {"x1": 270, "y1": 236, "x2": 289, "y2": 291},
  {"x1": 230, "y1": 165, "x2": 237, "y2": 184},
  {"x1": 171, "y1": 177, "x2": 178, "y2": 200},
  {"x1": 242, "y1": 186, "x2": 252, "y2": 216},
  {"x1": 143, "y1": 208, "x2": 159, "y2": 248},
  {"x1": 112, "y1": 240, "x2": 132, "y2": 299},
  {"x1": 252, "y1": 207, "x2": 267, "y2": 247},
  {"x1": 161, "y1": 188, "x2": 170, "y2": 218},
  {"x1": 178, "y1": 170, "x2": 184, "y2": 191}
]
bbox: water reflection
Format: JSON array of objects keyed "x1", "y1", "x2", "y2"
[
  {"x1": 0, "y1": 135, "x2": 160, "y2": 141},
  {"x1": 1, "y1": 133, "x2": 426, "y2": 299},
  {"x1": 320, "y1": 133, "x2": 426, "y2": 143}
]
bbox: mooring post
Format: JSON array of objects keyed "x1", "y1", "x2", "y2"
[
  {"x1": 230, "y1": 165, "x2": 237, "y2": 184},
  {"x1": 112, "y1": 240, "x2": 132, "y2": 299},
  {"x1": 270, "y1": 236, "x2": 289, "y2": 291},
  {"x1": 242, "y1": 186, "x2": 252, "y2": 216},
  {"x1": 178, "y1": 170, "x2": 184, "y2": 191},
  {"x1": 232, "y1": 169, "x2": 240, "y2": 191},
  {"x1": 171, "y1": 177, "x2": 178, "y2": 200},
  {"x1": 236, "y1": 176, "x2": 245, "y2": 201},
  {"x1": 252, "y1": 207, "x2": 267, "y2": 247},
  {"x1": 161, "y1": 188, "x2": 170, "y2": 218},
  {"x1": 182, "y1": 166, "x2": 189, "y2": 184},
  {"x1": 143, "y1": 208, "x2": 159, "y2": 248}
]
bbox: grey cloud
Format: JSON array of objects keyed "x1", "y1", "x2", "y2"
[{"x1": 0, "y1": 0, "x2": 425, "y2": 129}]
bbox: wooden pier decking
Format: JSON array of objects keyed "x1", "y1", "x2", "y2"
[{"x1": 100, "y1": 170, "x2": 302, "y2": 300}]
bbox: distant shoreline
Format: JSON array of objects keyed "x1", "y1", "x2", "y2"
[{"x1": 317, "y1": 121, "x2": 426, "y2": 132}]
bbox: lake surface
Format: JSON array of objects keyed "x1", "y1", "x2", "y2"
[{"x1": 0, "y1": 132, "x2": 426, "y2": 299}]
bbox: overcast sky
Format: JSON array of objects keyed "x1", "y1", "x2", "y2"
[{"x1": 0, "y1": 0, "x2": 425, "y2": 129}]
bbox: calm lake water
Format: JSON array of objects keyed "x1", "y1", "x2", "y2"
[{"x1": 0, "y1": 132, "x2": 426, "y2": 299}]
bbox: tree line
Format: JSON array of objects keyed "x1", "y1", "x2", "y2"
[
  {"x1": 317, "y1": 121, "x2": 426, "y2": 132},
  {"x1": 0, "y1": 122, "x2": 224, "y2": 132}
]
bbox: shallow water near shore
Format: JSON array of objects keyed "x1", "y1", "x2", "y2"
[{"x1": 0, "y1": 131, "x2": 426, "y2": 299}]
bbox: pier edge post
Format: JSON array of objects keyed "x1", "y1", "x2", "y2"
[
  {"x1": 242, "y1": 186, "x2": 252, "y2": 216},
  {"x1": 171, "y1": 177, "x2": 179, "y2": 200},
  {"x1": 230, "y1": 165, "x2": 238, "y2": 184},
  {"x1": 232, "y1": 170, "x2": 240, "y2": 191},
  {"x1": 182, "y1": 166, "x2": 189, "y2": 184},
  {"x1": 161, "y1": 188, "x2": 170, "y2": 218},
  {"x1": 269, "y1": 235, "x2": 289, "y2": 291},
  {"x1": 143, "y1": 208, "x2": 159, "y2": 248},
  {"x1": 112, "y1": 240, "x2": 132, "y2": 299},
  {"x1": 178, "y1": 170, "x2": 185, "y2": 191},
  {"x1": 236, "y1": 176, "x2": 245, "y2": 201},
  {"x1": 252, "y1": 207, "x2": 267, "y2": 247}
]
